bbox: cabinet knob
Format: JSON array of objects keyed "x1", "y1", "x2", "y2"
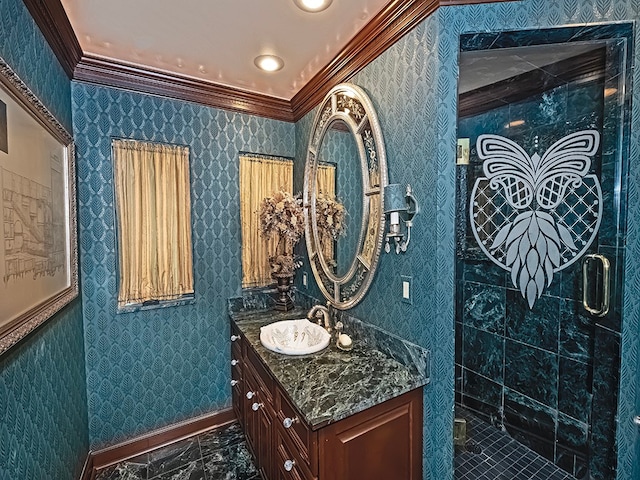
[
  {"x1": 252, "y1": 402, "x2": 263, "y2": 411},
  {"x1": 284, "y1": 459, "x2": 295, "y2": 472},
  {"x1": 231, "y1": 335, "x2": 240, "y2": 342},
  {"x1": 283, "y1": 417, "x2": 298, "y2": 429},
  {"x1": 246, "y1": 391, "x2": 255, "y2": 399},
  {"x1": 230, "y1": 380, "x2": 239, "y2": 387},
  {"x1": 231, "y1": 359, "x2": 239, "y2": 366}
]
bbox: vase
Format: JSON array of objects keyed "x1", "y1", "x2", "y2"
[{"x1": 273, "y1": 272, "x2": 294, "y2": 311}]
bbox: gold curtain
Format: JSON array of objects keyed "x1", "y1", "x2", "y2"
[
  {"x1": 239, "y1": 154, "x2": 293, "y2": 287},
  {"x1": 113, "y1": 139, "x2": 194, "y2": 307},
  {"x1": 316, "y1": 163, "x2": 336, "y2": 264}
]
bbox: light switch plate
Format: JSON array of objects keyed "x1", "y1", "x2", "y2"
[{"x1": 401, "y1": 275, "x2": 412, "y2": 304}]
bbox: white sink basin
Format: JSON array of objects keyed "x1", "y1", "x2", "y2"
[{"x1": 260, "y1": 319, "x2": 331, "y2": 355}]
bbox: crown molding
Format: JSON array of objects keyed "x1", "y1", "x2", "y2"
[
  {"x1": 74, "y1": 55, "x2": 295, "y2": 122},
  {"x1": 26, "y1": 0, "x2": 512, "y2": 122},
  {"x1": 291, "y1": 0, "x2": 439, "y2": 120},
  {"x1": 22, "y1": 0, "x2": 81, "y2": 79}
]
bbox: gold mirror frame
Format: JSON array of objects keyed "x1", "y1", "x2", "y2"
[{"x1": 303, "y1": 83, "x2": 387, "y2": 309}]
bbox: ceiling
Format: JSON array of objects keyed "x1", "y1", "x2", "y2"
[{"x1": 59, "y1": 0, "x2": 392, "y2": 101}]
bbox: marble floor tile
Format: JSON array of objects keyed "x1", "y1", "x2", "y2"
[
  {"x1": 95, "y1": 457, "x2": 147, "y2": 480},
  {"x1": 94, "y1": 422, "x2": 258, "y2": 480},
  {"x1": 198, "y1": 422, "x2": 244, "y2": 456},
  {"x1": 151, "y1": 459, "x2": 206, "y2": 480},
  {"x1": 202, "y1": 443, "x2": 259, "y2": 479},
  {"x1": 147, "y1": 437, "x2": 202, "y2": 479}
]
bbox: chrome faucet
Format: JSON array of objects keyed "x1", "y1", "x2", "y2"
[{"x1": 307, "y1": 305, "x2": 332, "y2": 332}]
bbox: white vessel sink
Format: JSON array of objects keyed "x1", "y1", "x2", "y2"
[{"x1": 260, "y1": 319, "x2": 331, "y2": 355}]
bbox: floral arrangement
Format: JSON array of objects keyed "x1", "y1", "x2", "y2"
[
  {"x1": 314, "y1": 192, "x2": 347, "y2": 240},
  {"x1": 259, "y1": 189, "x2": 305, "y2": 276}
]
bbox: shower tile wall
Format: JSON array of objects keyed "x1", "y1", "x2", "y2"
[{"x1": 455, "y1": 39, "x2": 626, "y2": 479}]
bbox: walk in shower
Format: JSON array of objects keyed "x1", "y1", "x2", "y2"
[{"x1": 454, "y1": 24, "x2": 633, "y2": 479}]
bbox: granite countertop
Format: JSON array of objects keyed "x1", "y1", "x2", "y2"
[{"x1": 230, "y1": 305, "x2": 429, "y2": 431}]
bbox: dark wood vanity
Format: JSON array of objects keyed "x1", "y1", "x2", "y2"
[{"x1": 231, "y1": 320, "x2": 424, "y2": 480}]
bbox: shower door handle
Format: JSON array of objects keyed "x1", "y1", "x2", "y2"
[{"x1": 582, "y1": 254, "x2": 610, "y2": 317}]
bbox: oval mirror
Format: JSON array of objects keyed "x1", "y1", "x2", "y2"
[{"x1": 303, "y1": 83, "x2": 387, "y2": 309}]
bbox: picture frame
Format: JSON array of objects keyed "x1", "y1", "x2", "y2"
[{"x1": 0, "y1": 56, "x2": 78, "y2": 356}]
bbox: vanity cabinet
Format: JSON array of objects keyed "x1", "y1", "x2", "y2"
[{"x1": 230, "y1": 326, "x2": 423, "y2": 480}]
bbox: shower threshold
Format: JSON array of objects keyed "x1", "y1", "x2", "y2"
[{"x1": 454, "y1": 406, "x2": 576, "y2": 480}]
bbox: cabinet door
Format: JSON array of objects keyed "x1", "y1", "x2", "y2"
[
  {"x1": 231, "y1": 323, "x2": 244, "y2": 427},
  {"x1": 274, "y1": 428, "x2": 314, "y2": 480},
  {"x1": 319, "y1": 389, "x2": 422, "y2": 480},
  {"x1": 244, "y1": 365, "x2": 273, "y2": 480}
]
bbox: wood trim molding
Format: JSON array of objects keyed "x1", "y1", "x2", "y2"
[
  {"x1": 74, "y1": 55, "x2": 295, "y2": 122},
  {"x1": 78, "y1": 451, "x2": 94, "y2": 480},
  {"x1": 291, "y1": 0, "x2": 440, "y2": 120},
  {"x1": 22, "y1": 0, "x2": 81, "y2": 79},
  {"x1": 27, "y1": 0, "x2": 511, "y2": 121},
  {"x1": 290, "y1": 0, "x2": 515, "y2": 121},
  {"x1": 90, "y1": 408, "x2": 235, "y2": 472}
]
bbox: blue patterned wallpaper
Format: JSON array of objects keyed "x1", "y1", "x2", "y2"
[
  {"x1": 0, "y1": 0, "x2": 88, "y2": 479},
  {"x1": 72, "y1": 81, "x2": 296, "y2": 449},
  {"x1": 0, "y1": 0, "x2": 72, "y2": 132},
  {"x1": 296, "y1": 1, "x2": 640, "y2": 479},
  {"x1": 0, "y1": 302, "x2": 87, "y2": 480}
]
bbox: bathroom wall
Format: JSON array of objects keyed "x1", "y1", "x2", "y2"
[
  {"x1": 71, "y1": 81, "x2": 296, "y2": 448},
  {"x1": 0, "y1": 0, "x2": 88, "y2": 478},
  {"x1": 296, "y1": 1, "x2": 640, "y2": 479}
]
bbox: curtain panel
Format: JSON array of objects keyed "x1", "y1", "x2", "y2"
[
  {"x1": 316, "y1": 163, "x2": 336, "y2": 264},
  {"x1": 113, "y1": 139, "x2": 194, "y2": 307},
  {"x1": 239, "y1": 154, "x2": 293, "y2": 287}
]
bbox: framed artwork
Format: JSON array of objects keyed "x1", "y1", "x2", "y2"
[{"x1": 0, "y1": 56, "x2": 77, "y2": 356}]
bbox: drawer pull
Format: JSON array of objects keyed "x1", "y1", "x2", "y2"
[
  {"x1": 231, "y1": 334, "x2": 240, "y2": 342},
  {"x1": 283, "y1": 417, "x2": 298, "y2": 429},
  {"x1": 230, "y1": 380, "x2": 239, "y2": 387},
  {"x1": 284, "y1": 459, "x2": 295, "y2": 472},
  {"x1": 246, "y1": 391, "x2": 256, "y2": 399},
  {"x1": 252, "y1": 402, "x2": 264, "y2": 411},
  {"x1": 231, "y1": 359, "x2": 239, "y2": 366}
]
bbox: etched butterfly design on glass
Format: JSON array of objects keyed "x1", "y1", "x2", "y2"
[{"x1": 470, "y1": 130, "x2": 602, "y2": 308}]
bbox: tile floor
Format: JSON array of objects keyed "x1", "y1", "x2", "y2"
[
  {"x1": 454, "y1": 408, "x2": 576, "y2": 480},
  {"x1": 96, "y1": 409, "x2": 577, "y2": 480},
  {"x1": 94, "y1": 422, "x2": 260, "y2": 480}
]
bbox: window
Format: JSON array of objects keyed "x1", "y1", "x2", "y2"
[
  {"x1": 112, "y1": 139, "x2": 194, "y2": 310},
  {"x1": 239, "y1": 154, "x2": 293, "y2": 287}
]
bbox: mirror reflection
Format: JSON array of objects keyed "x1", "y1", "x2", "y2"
[{"x1": 315, "y1": 119, "x2": 363, "y2": 278}]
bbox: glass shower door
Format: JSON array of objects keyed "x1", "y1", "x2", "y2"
[{"x1": 454, "y1": 24, "x2": 633, "y2": 479}]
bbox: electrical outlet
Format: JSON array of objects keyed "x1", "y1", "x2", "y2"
[{"x1": 401, "y1": 275, "x2": 412, "y2": 304}]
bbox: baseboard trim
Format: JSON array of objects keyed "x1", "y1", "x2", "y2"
[
  {"x1": 78, "y1": 451, "x2": 94, "y2": 480},
  {"x1": 90, "y1": 408, "x2": 235, "y2": 472}
]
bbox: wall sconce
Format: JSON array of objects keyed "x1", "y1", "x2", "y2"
[{"x1": 383, "y1": 183, "x2": 419, "y2": 254}]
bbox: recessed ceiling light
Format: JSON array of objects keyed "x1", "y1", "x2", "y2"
[
  {"x1": 254, "y1": 55, "x2": 284, "y2": 72},
  {"x1": 293, "y1": 0, "x2": 333, "y2": 13}
]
